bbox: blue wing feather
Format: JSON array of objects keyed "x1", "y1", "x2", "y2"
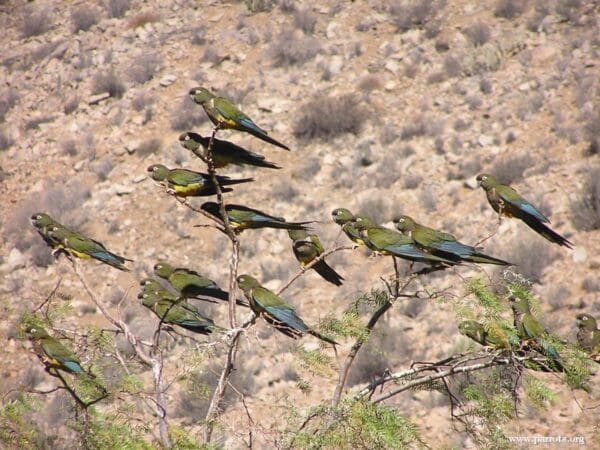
[{"x1": 264, "y1": 305, "x2": 309, "y2": 333}]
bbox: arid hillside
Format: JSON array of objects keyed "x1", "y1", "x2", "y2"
[{"x1": 1, "y1": 0, "x2": 599, "y2": 448}]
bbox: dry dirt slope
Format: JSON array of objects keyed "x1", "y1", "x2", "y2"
[{"x1": 1, "y1": 0, "x2": 599, "y2": 448}]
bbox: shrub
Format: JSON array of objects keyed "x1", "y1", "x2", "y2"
[
  {"x1": 510, "y1": 240, "x2": 558, "y2": 282},
  {"x1": 136, "y1": 138, "x2": 161, "y2": 157},
  {"x1": 106, "y1": 0, "x2": 131, "y2": 18},
  {"x1": 63, "y1": 96, "x2": 79, "y2": 115},
  {"x1": 391, "y1": 0, "x2": 438, "y2": 32},
  {"x1": 491, "y1": 154, "x2": 533, "y2": 184},
  {"x1": 92, "y1": 71, "x2": 126, "y2": 98},
  {"x1": 128, "y1": 11, "x2": 159, "y2": 29},
  {"x1": 494, "y1": 0, "x2": 526, "y2": 19},
  {"x1": 293, "y1": 8, "x2": 317, "y2": 34},
  {"x1": 170, "y1": 97, "x2": 208, "y2": 131},
  {"x1": 463, "y1": 22, "x2": 491, "y2": 46},
  {"x1": 571, "y1": 167, "x2": 600, "y2": 231},
  {"x1": 0, "y1": 128, "x2": 13, "y2": 151},
  {"x1": 22, "y1": 7, "x2": 50, "y2": 37},
  {"x1": 293, "y1": 94, "x2": 366, "y2": 141},
  {"x1": 127, "y1": 54, "x2": 161, "y2": 84},
  {"x1": 0, "y1": 90, "x2": 19, "y2": 122},
  {"x1": 269, "y1": 30, "x2": 320, "y2": 67},
  {"x1": 71, "y1": 6, "x2": 99, "y2": 32}
]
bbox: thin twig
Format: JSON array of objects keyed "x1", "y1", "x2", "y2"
[{"x1": 277, "y1": 245, "x2": 354, "y2": 296}]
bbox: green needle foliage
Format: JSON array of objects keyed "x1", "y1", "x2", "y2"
[{"x1": 290, "y1": 400, "x2": 425, "y2": 450}]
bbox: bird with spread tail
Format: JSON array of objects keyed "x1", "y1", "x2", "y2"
[
  {"x1": 147, "y1": 164, "x2": 253, "y2": 197},
  {"x1": 25, "y1": 326, "x2": 85, "y2": 374},
  {"x1": 46, "y1": 226, "x2": 132, "y2": 271},
  {"x1": 200, "y1": 202, "x2": 312, "y2": 232},
  {"x1": 287, "y1": 229, "x2": 344, "y2": 286},
  {"x1": 179, "y1": 132, "x2": 281, "y2": 170},
  {"x1": 476, "y1": 174, "x2": 573, "y2": 248},
  {"x1": 189, "y1": 87, "x2": 290, "y2": 150},
  {"x1": 237, "y1": 274, "x2": 337, "y2": 345},
  {"x1": 394, "y1": 215, "x2": 512, "y2": 265}
]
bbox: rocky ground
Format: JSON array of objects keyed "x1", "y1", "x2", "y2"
[{"x1": 1, "y1": 0, "x2": 599, "y2": 448}]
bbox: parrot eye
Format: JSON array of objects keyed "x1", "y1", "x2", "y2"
[
  {"x1": 37, "y1": 215, "x2": 42, "y2": 219},
  {"x1": 184, "y1": 135, "x2": 190, "y2": 141},
  {"x1": 583, "y1": 316, "x2": 588, "y2": 321}
]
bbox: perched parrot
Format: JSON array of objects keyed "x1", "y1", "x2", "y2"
[
  {"x1": 200, "y1": 202, "x2": 312, "y2": 231},
  {"x1": 25, "y1": 326, "x2": 85, "y2": 374},
  {"x1": 510, "y1": 295, "x2": 563, "y2": 370},
  {"x1": 30, "y1": 213, "x2": 70, "y2": 249},
  {"x1": 331, "y1": 208, "x2": 367, "y2": 246},
  {"x1": 287, "y1": 229, "x2": 344, "y2": 286},
  {"x1": 576, "y1": 313, "x2": 600, "y2": 357},
  {"x1": 189, "y1": 87, "x2": 290, "y2": 151},
  {"x1": 458, "y1": 320, "x2": 514, "y2": 349},
  {"x1": 179, "y1": 132, "x2": 281, "y2": 170},
  {"x1": 139, "y1": 278, "x2": 180, "y2": 301},
  {"x1": 394, "y1": 215, "x2": 512, "y2": 265},
  {"x1": 147, "y1": 164, "x2": 253, "y2": 197},
  {"x1": 476, "y1": 174, "x2": 573, "y2": 248},
  {"x1": 354, "y1": 220, "x2": 458, "y2": 266},
  {"x1": 236, "y1": 274, "x2": 337, "y2": 345},
  {"x1": 138, "y1": 289, "x2": 221, "y2": 335},
  {"x1": 153, "y1": 261, "x2": 248, "y2": 306},
  {"x1": 47, "y1": 226, "x2": 132, "y2": 271}
]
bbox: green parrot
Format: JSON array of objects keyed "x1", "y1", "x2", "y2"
[
  {"x1": 576, "y1": 313, "x2": 600, "y2": 357},
  {"x1": 179, "y1": 132, "x2": 281, "y2": 170},
  {"x1": 30, "y1": 212, "x2": 71, "y2": 249},
  {"x1": 147, "y1": 164, "x2": 253, "y2": 197},
  {"x1": 139, "y1": 278, "x2": 180, "y2": 302},
  {"x1": 153, "y1": 261, "x2": 248, "y2": 306},
  {"x1": 25, "y1": 326, "x2": 85, "y2": 374},
  {"x1": 331, "y1": 208, "x2": 367, "y2": 245},
  {"x1": 47, "y1": 226, "x2": 132, "y2": 271},
  {"x1": 287, "y1": 229, "x2": 344, "y2": 286},
  {"x1": 476, "y1": 174, "x2": 573, "y2": 248},
  {"x1": 188, "y1": 87, "x2": 290, "y2": 151},
  {"x1": 509, "y1": 295, "x2": 563, "y2": 370},
  {"x1": 394, "y1": 215, "x2": 512, "y2": 265},
  {"x1": 236, "y1": 274, "x2": 337, "y2": 345},
  {"x1": 200, "y1": 202, "x2": 312, "y2": 231},
  {"x1": 458, "y1": 320, "x2": 514, "y2": 349},
  {"x1": 138, "y1": 289, "x2": 221, "y2": 335},
  {"x1": 354, "y1": 219, "x2": 458, "y2": 266}
]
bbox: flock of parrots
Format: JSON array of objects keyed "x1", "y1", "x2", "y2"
[{"x1": 24, "y1": 87, "x2": 598, "y2": 379}]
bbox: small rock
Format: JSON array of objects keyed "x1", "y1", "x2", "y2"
[
  {"x1": 159, "y1": 74, "x2": 177, "y2": 87},
  {"x1": 112, "y1": 184, "x2": 134, "y2": 196},
  {"x1": 572, "y1": 247, "x2": 587, "y2": 263},
  {"x1": 133, "y1": 175, "x2": 147, "y2": 183},
  {"x1": 328, "y1": 55, "x2": 344, "y2": 75},
  {"x1": 6, "y1": 248, "x2": 26, "y2": 271},
  {"x1": 73, "y1": 160, "x2": 86, "y2": 171},
  {"x1": 478, "y1": 134, "x2": 494, "y2": 147},
  {"x1": 326, "y1": 22, "x2": 339, "y2": 39},
  {"x1": 384, "y1": 81, "x2": 396, "y2": 91},
  {"x1": 384, "y1": 59, "x2": 401, "y2": 74},
  {"x1": 518, "y1": 82, "x2": 531, "y2": 91},
  {"x1": 88, "y1": 92, "x2": 111, "y2": 105},
  {"x1": 463, "y1": 178, "x2": 478, "y2": 190},
  {"x1": 126, "y1": 140, "x2": 141, "y2": 154}
]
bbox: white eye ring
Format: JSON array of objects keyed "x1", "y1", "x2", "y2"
[{"x1": 184, "y1": 135, "x2": 190, "y2": 141}]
